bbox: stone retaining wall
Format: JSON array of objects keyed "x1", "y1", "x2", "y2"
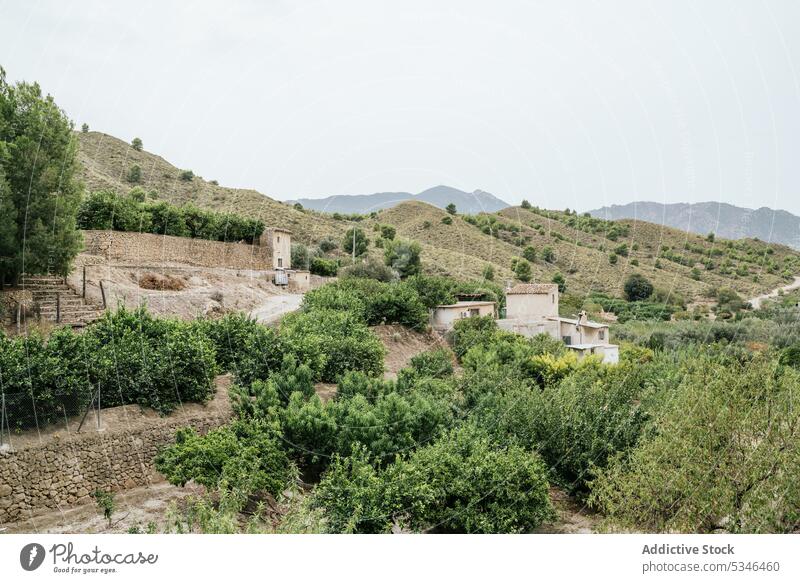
[
  {"x1": 0, "y1": 407, "x2": 231, "y2": 525},
  {"x1": 80, "y1": 230, "x2": 273, "y2": 270}
]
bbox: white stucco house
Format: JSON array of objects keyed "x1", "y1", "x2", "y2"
[
  {"x1": 498, "y1": 283, "x2": 619, "y2": 364},
  {"x1": 431, "y1": 300, "x2": 496, "y2": 331}
]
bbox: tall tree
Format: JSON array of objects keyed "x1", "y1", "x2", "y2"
[{"x1": 0, "y1": 68, "x2": 82, "y2": 283}]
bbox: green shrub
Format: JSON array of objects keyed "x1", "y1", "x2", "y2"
[
  {"x1": 131, "y1": 137, "x2": 143, "y2": 151},
  {"x1": 314, "y1": 426, "x2": 554, "y2": 533},
  {"x1": 77, "y1": 191, "x2": 264, "y2": 243},
  {"x1": 590, "y1": 357, "x2": 800, "y2": 533},
  {"x1": 385, "y1": 425, "x2": 554, "y2": 533},
  {"x1": 522, "y1": 246, "x2": 536, "y2": 262},
  {"x1": 384, "y1": 238, "x2": 422, "y2": 278},
  {"x1": 309, "y1": 257, "x2": 338, "y2": 277},
  {"x1": 180, "y1": 169, "x2": 194, "y2": 181},
  {"x1": 291, "y1": 243, "x2": 309, "y2": 269},
  {"x1": 343, "y1": 227, "x2": 369, "y2": 257},
  {"x1": 280, "y1": 309, "x2": 384, "y2": 382},
  {"x1": 156, "y1": 419, "x2": 295, "y2": 502},
  {"x1": 405, "y1": 348, "x2": 454, "y2": 379},
  {"x1": 514, "y1": 259, "x2": 531, "y2": 282},
  {"x1": 127, "y1": 164, "x2": 142, "y2": 183},
  {"x1": 0, "y1": 307, "x2": 217, "y2": 430},
  {"x1": 339, "y1": 258, "x2": 395, "y2": 282},
  {"x1": 624, "y1": 273, "x2": 654, "y2": 301}
]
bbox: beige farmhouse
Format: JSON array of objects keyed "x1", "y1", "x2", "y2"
[
  {"x1": 499, "y1": 283, "x2": 619, "y2": 364},
  {"x1": 431, "y1": 301, "x2": 496, "y2": 331},
  {"x1": 261, "y1": 228, "x2": 293, "y2": 269}
]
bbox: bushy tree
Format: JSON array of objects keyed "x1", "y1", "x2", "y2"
[
  {"x1": 541, "y1": 246, "x2": 556, "y2": 263},
  {"x1": 131, "y1": 137, "x2": 143, "y2": 151},
  {"x1": 379, "y1": 224, "x2": 396, "y2": 240},
  {"x1": 309, "y1": 257, "x2": 338, "y2": 277},
  {"x1": 280, "y1": 309, "x2": 384, "y2": 381},
  {"x1": 155, "y1": 419, "x2": 295, "y2": 503},
  {"x1": 521, "y1": 199, "x2": 532, "y2": 209},
  {"x1": 445, "y1": 203, "x2": 457, "y2": 215},
  {"x1": 81, "y1": 123, "x2": 89, "y2": 133},
  {"x1": 291, "y1": 243, "x2": 309, "y2": 269},
  {"x1": 482, "y1": 264, "x2": 494, "y2": 281},
  {"x1": 514, "y1": 259, "x2": 532, "y2": 282},
  {"x1": 624, "y1": 273, "x2": 654, "y2": 301},
  {"x1": 314, "y1": 426, "x2": 554, "y2": 533},
  {"x1": 127, "y1": 164, "x2": 142, "y2": 183},
  {"x1": 0, "y1": 68, "x2": 83, "y2": 282},
  {"x1": 551, "y1": 272, "x2": 566, "y2": 293},
  {"x1": 522, "y1": 245, "x2": 537, "y2": 262},
  {"x1": 590, "y1": 357, "x2": 800, "y2": 533},
  {"x1": 343, "y1": 227, "x2": 368, "y2": 257},
  {"x1": 339, "y1": 258, "x2": 395, "y2": 282},
  {"x1": 384, "y1": 238, "x2": 422, "y2": 278}
]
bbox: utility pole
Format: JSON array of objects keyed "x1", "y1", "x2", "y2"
[{"x1": 352, "y1": 227, "x2": 356, "y2": 264}]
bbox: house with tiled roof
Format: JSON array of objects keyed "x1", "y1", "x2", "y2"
[{"x1": 499, "y1": 282, "x2": 619, "y2": 363}]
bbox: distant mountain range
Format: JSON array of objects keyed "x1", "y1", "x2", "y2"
[
  {"x1": 589, "y1": 201, "x2": 800, "y2": 250},
  {"x1": 288, "y1": 185, "x2": 510, "y2": 215}
]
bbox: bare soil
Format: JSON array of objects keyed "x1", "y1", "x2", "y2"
[
  {"x1": 0, "y1": 480, "x2": 205, "y2": 534},
  {"x1": 73, "y1": 258, "x2": 300, "y2": 320},
  {"x1": 534, "y1": 488, "x2": 600, "y2": 534},
  {"x1": 371, "y1": 324, "x2": 449, "y2": 378}
]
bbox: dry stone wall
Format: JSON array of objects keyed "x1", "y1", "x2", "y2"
[
  {"x1": 80, "y1": 230, "x2": 274, "y2": 270},
  {"x1": 0, "y1": 406, "x2": 231, "y2": 525}
]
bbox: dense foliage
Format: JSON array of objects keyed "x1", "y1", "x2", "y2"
[
  {"x1": 0, "y1": 68, "x2": 83, "y2": 283},
  {"x1": 77, "y1": 190, "x2": 265, "y2": 243},
  {"x1": 0, "y1": 306, "x2": 217, "y2": 429},
  {"x1": 153, "y1": 274, "x2": 800, "y2": 535}
]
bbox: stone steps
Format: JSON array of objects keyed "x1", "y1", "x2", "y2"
[{"x1": 20, "y1": 275, "x2": 105, "y2": 327}]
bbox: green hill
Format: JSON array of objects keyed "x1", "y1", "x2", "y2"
[{"x1": 76, "y1": 131, "x2": 800, "y2": 301}]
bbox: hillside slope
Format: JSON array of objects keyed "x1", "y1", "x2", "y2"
[
  {"x1": 75, "y1": 131, "x2": 800, "y2": 301},
  {"x1": 589, "y1": 201, "x2": 800, "y2": 250},
  {"x1": 76, "y1": 131, "x2": 342, "y2": 243}
]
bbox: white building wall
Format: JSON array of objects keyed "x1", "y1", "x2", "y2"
[{"x1": 506, "y1": 292, "x2": 559, "y2": 319}]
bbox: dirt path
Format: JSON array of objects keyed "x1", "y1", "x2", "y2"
[
  {"x1": 0, "y1": 481, "x2": 205, "y2": 534},
  {"x1": 249, "y1": 294, "x2": 304, "y2": 323},
  {"x1": 748, "y1": 276, "x2": 800, "y2": 309}
]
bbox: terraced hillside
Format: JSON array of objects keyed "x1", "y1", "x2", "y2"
[
  {"x1": 75, "y1": 131, "x2": 800, "y2": 301},
  {"x1": 76, "y1": 131, "x2": 342, "y2": 243}
]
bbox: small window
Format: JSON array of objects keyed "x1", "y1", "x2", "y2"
[
  {"x1": 552, "y1": 294, "x2": 555, "y2": 303},
  {"x1": 277, "y1": 258, "x2": 283, "y2": 267},
  {"x1": 277, "y1": 236, "x2": 281, "y2": 243},
  {"x1": 562, "y1": 335, "x2": 572, "y2": 345},
  {"x1": 599, "y1": 330, "x2": 605, "y2": 340}
]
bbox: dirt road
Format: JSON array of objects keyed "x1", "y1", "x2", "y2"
[
  {"x1": 249, "y1": 294, "x2": 304, "y2": 323},
  {"x1": 748, "y1": 276, "x2": 800, "y2": 309}
]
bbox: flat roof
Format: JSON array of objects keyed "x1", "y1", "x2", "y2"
[
  {"x1": 435, "y1": 301, "x2": 496, "y2": 309},
  {"x1": 568, "y1": 343, "x2": 619, "y2": 350},
  {"x1": 548, "y1": 316, "x2": 609, "y2": 329}
]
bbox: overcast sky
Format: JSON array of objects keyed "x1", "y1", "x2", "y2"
[{"x1": 2, "y1": 0, "x2": 799, "y2": 213}]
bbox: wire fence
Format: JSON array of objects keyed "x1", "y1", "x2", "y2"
[{"x1": 0, "y1": 387, "x2": 104, "y2": 450}]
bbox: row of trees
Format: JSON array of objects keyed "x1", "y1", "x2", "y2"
[{"x1": 77, "y1": 190, "x2": 266, "y2": 243}]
